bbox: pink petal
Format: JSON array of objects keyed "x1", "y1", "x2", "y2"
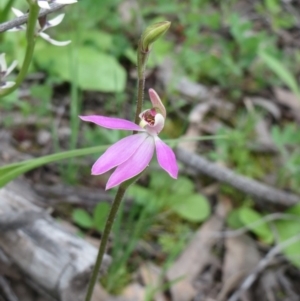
[
  {"x1": 155, "y1": 137, "x2": 178, "y2": 178},
  {"x1": 80, "y1": 115, "x2": 144, "y2": 132},
  {"x1": 106, "y1": 136, "x2": 155, "y2": 189},
  {"x1": 148, "y1": 88, "x2": 166, "y2": 119},
  {"x1": 92, "y1": 133, "x2": 148, "y2": 175}
]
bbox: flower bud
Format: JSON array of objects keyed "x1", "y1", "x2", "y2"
[{"x1": 140, "y1": 21, "x2": 171, "y2": 52}]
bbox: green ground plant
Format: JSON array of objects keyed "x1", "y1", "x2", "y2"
[
  {"x1": 227, "y1": 203, "x2": 300, "y2": 268},
  {"x1": 271, "y1": 124, "x2": 300, "y2": 193}
]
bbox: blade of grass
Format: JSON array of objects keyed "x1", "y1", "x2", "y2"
[
  {"x1": 67, "y1": 5, "x2": 81, "y2": 183},
  {"x1": 259, "y1": 50, "x2": 300, "y2": 98},
  {"x1": 0, "y1": 145, "x2": 108, "y2": 187},
  {"x1": 0, "y1": 134, "x2": 227, "y2": 187}
]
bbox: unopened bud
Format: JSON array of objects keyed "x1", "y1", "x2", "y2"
[{"x1": 140, "y1": 21, "x2": 171, "y2": 52}]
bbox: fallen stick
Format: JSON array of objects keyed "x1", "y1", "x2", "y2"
[
  {"x1": 0, "y1": 180, "x2": 111, "y2": 301},
  {"x1": 176, "y1": 147, "x2": 300, "y2": 206},
  {"x1": 228, "y1": 234, "x2": 300, "y2": 301},
  {"x1": 0, "y1": 275, "x2": 19, "y2": 301}
]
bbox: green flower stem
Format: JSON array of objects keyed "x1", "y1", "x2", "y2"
[
  {"x1": 0, "y1": 3, "x2": 39, "y2": 98},
  {"x1": 134, "y1": 21, "x2": 170, "y2": 126},
  {"x1": 85, "y1": 21, "x2": 170, "y2": 301},
  {"x1": 84, "y1": 184, "x2": 127, "y2": 301},
  {"x1": 134, "y1": 41, "x2": 149, "y2": 125}
]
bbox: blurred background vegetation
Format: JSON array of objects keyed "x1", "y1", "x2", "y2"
[{"x1": 1, "y1": 0, "x2": 300, "y2": 296}]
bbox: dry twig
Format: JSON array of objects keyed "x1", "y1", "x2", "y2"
[
  {"x1": 0, "y1": 276, "x2": 19, "y2": 301},
  {"x1": 0, "y1": 210, "x2": 45, "y2": 231},
  {"x1": 228, "y1": 234, "x2": 300, "y2": 301},
  {"x1": 176, "y1": 148, "x2": 300, "y2": 206},
  {"x1": 0, "y1": 3, "x2": 65, "y2": 33}
]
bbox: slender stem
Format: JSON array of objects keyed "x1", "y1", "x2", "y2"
[
  {"x1": 67, "y1": 5, "x2": 81, "y2": 182},
  {"x1": 0, "y1": 0, "x2": 15, "y2": 43},
  {"x1": 134, "y1": 41, "x2": 149, "y2": 125},
  {"x1": 0, "y1": 3, "x2": 39, "y2": 98},
  {"x1": 84, "y1": 184, "x2": 127, "y2": 301},
  {"x1": 85, "y1": 27, "x2": 153, "y2": 301}
]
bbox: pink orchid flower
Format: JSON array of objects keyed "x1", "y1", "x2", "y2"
[{"x1": 80, "y1": 89, "x2": 178, "y2": 190}]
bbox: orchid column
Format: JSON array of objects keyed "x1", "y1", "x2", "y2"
[{"x1": 82, "y1": 22, "x2": 178, "y2": 301}]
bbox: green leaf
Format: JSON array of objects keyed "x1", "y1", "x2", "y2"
[
  {"x1": 227, "y1": 209, "x2": 244, "y2": 229},
  {"x1": 274, "y1": 219, "x2": 300, "y2": 268},
  {"x1": 35, "y1": 45, "x2": 126, "y2": 92},
  {"x1": 72, "y1": 209, "x2": 93, "y2": 229},
  {"x1": 81, "y1": 30, "x2": 113, "y2": 52},
  {"x1": 171, "y1": 177, "x2": 194, "y2": 195},
  {"x1": 259, "y1": 50, "x2": 300, "y2": 98},
  {"x1": 170, "y1": 194, "x2": 210, "y2": 222},
  {"x1": 93, "y1": 202, "x2": 110, "y2": 231},
  {"x1": 287, "y1": 204, "x2": 300, "y2": 216},
  {"x1": 127, "y1": 185, "x2": 151, "y2": 205},
  {"x1": 149, "y1": 171, "x2": 173, "y2": 190},
  {"x1": 265, "y1": 0, "x2": 281, "y2": 14},
  {"x1": 0, "y1": 145, "x2": 108, "y2": 187},
  {"x1": 239, "y1": 207, "x2": 274, "y2": 244}
]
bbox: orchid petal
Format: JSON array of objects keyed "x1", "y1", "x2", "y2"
[
  {"x1": 11, "y1": 7, "x2": 24, "y2": 17},
  {"x1": 155, "y1": 137, "x2": 178, "y2": 178},
  {"x1": 39, "y1": 32, "x2": 71, "y2": 46},
  {"x1": 0, "y1": 81, "x2": 15, "y2": 89},
  {"x1": 80, "y1": 115, "x2": 145, "y2": 132},
  {"x1": 45, "y1": 14, "x2": 65, "y2": 29},
  {"x1": 55, "y1": 0, "x2": 77, "y2": 4},
  {"x1": 106, "y1": 136, "x2": 155, "y2": 189},
  {"x1": 92, "y1": 133, "x2": 148, "y2": 175},
  {"x1": 38, "y1": 0, "x2": 51, "y2": 9},
  {"x1": 6, "y1": 60, "x2": 18, "y2": 76},
  {"x1": 149, "y1": 88, "x2": 166, "y2": 118},
  {"x1": 0, "y1": 54, "x2": 7, "y2": 72}
]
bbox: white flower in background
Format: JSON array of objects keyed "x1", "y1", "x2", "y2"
[
  {"x1": 0, "y1": 53, "x2": 17, "y2": 89},
  {"x1": 37, "y1": 0, "x2": 77, "y2": 9},
  {"x1": 10, "y1": 8, "x2": 71, "y2": 46}
]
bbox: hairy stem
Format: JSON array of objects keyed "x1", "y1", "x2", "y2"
[
  {"x1": 134, "y1": 41, "x2": 149, "y2": 125},
  {"x1": 0, "y1": 3, "x2": 39, "y2": 98},
  {"x1": 84, "y1": 184, "x2": 127, "y2": 301}
]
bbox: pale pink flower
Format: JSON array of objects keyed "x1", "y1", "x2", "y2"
[
  {"x1": 37, "y1": 0, "x2": 77, "y2": 9},
  {"x1": 10, "y1": 8, "x2": 71, "y2": 46},
  {"x1": 80, "y1": 89, "x2": 178, "y2": 190}
]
